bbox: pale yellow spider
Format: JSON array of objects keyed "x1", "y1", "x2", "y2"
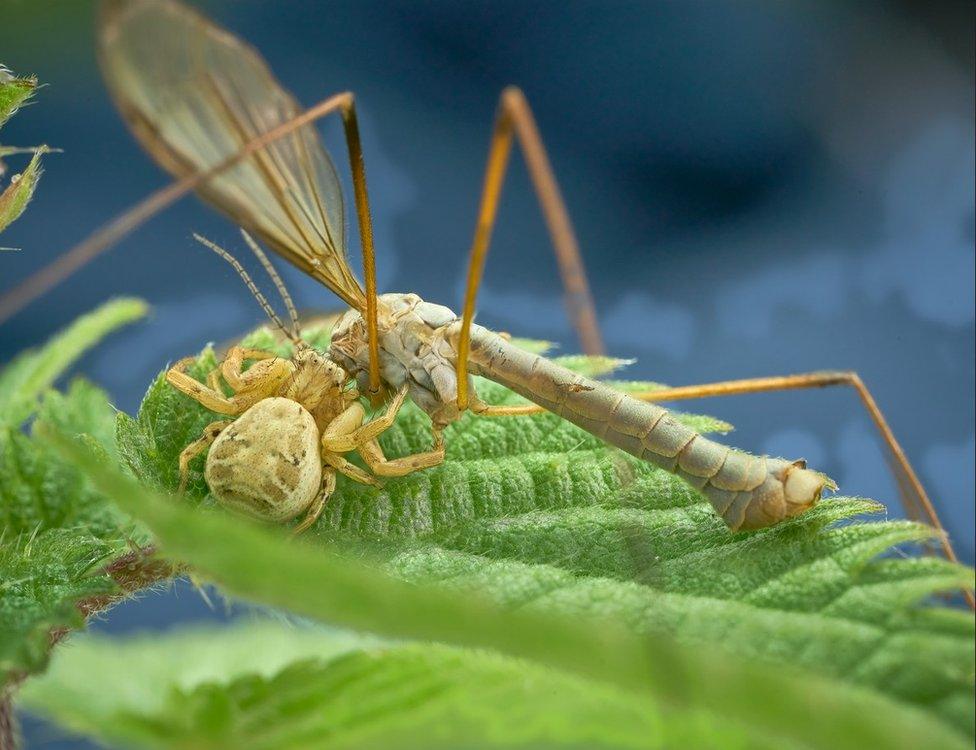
[{"x1": 167, "y1": 234, "x2": 444, "y2": 534}]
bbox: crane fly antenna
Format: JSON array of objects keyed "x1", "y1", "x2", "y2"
[
  {"x1": 240, "y1": 229, "x2": 302, "y2": 339},
  {"x1": 192, "y1": 233, "x2": 298, "y2": 343}
]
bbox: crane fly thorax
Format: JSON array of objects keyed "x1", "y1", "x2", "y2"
[{"x1": 330, "y1": 292, "x2": 475, "y2": 426}]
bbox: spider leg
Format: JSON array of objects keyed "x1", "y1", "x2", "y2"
[
  {"x1": 220, "y1": 346, "x2": 280, "y2": 391},
  {"x1": 178, "y1": 419, "x2": 233, "y2": 492},
  {"x1": 358, "y1": 430, "x2": 445, "y2": 478},
  {"x1": 166, "y1": 358, "x2": 250, "y2": 415},
  {"x1": 320, "y1": 386, "x2": 409, "y2": 453},
  {"x1": 322, "y1": 451, "x2": 381, "y2": 487},
  {"x1": 321, "y1": 393, "x2": 445, "y2": 481},
  {"x1": 291, "y1": 468, "x2": 336, "y2": 535}
]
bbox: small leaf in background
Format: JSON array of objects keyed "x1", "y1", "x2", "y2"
[
  {"x1": 0, "y1": 66, "x2": 36, "y2": 129},
  {"x1": 0, "y1": 297, "x2": 148, "y2": 427},
  {"x1": 0, "y1": 145, "x2": 54, "y2": 235}
]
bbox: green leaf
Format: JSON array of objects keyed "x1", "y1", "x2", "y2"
[
  {"x1": 549, "y1": 354, "x2": 635, "y2": 377},
  {"x1": 45, "y1": 431, "x2": 973, "y2": 750},
  {"x1": 0, "y1": 528, "x2": 119, "y2": 685},
  {"x1": 0, "y1": 297, "x2": 148, "y2": 427},
  {"x1": 112, "y1": 333, "x2": 975, "y2": 740},
  {"x1": 0, "y1": 67, "x2": 36, "y2": 129}
]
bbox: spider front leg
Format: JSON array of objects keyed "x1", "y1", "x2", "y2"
[
  {"x1": 220, "y1": 346, "x2": 281, "y2": 391},
  {"x1": 177, "y1": 419, "x2": 233, "y2": 492},
  {"x1": 166, "y1": 348, "x2": 288, "y2": 416},
  {"x1": 167, "y1": 357, "x2": 252, "y2": 416},
  {"x1": 321, "y1": 385, "x2": 409, "y2": 452},
  {"x1": 321, "y1": 388, "x2": 446, "y2": 480},
  {"x1": 358, "y1": 429, "x2": 445, "y2": 477}
]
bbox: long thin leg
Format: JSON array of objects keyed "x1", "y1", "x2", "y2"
[
  {"x1": 291, "y1": 468, "x2": 336, "y2": 535},
  {"x1": 334, "y1": 94, "x2": 383, "y2": 401},
  {"x1": 178, "y1": 419, "x2": 233, "y2": 492},
  {"x1": 473, "y1": 402, "x2": 546, "y2": 417},
  {"x1": 456, "y1": 87, "x2": 605, "y2": 410}
]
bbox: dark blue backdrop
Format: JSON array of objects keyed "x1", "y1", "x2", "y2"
[{"x1": 2, "y1": 2, "x2": 973, "y2": 746}]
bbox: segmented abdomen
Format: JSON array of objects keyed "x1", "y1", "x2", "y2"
[{"x1": 467, "y1": 329, "x2": 830, "y2": 530}]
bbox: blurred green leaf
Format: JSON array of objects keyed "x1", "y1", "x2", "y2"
[
  {"x1": 22, "y1": 621, "x2": 759, "y2": 750},
  {"x1": 0, "y1": 297, "x2": 148, "y2": 427},
  {"x1": 0, "y1": 146, "x2": 51, "y2": 234}
]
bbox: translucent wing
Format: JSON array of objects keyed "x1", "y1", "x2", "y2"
[{"x1": 98, "y1": 0, "x2": 366, "y2": 310}]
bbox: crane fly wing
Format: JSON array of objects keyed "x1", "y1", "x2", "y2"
[{"x1": 98, "y1": 0, "x2": 366, "y2": 311}]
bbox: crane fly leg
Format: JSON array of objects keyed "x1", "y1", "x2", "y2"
[
  {"x1": 329, "y1": 93, "x2": 382, "y2": 400},
  {"x1": 455, "y1": 87, "x2": 604, "y2": 412}
]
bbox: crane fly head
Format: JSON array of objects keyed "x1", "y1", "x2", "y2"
[{"x1": 328, "y1": 309, "x2": 369, "y2": 384}]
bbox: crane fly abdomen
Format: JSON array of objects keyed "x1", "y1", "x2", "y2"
[
  {"x1": 329, "y1": 293, "x2": 833, "y2": 531},
  {"x1": 464, "y1": 328, "x2": 833, "y2": 531}
]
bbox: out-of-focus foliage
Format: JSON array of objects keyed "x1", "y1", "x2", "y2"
[
  {"x1": 0, "y1": 146, "x2": 50, "y2": 235},
  {"x1": 0, "y1": 66, "x2": 54, "y2": 238},
  {"x1": 21, "y1": 622, "x2": 738, "y2": 750},
  {"x1": 0, "y1": 300, "x2": 147, "y2": 686}
]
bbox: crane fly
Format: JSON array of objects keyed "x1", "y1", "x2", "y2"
[{"x1": 84, "y1": 0, "x2": 968, "y2": 594}]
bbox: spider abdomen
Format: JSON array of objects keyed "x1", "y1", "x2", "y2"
[{"x1": 205, "y1": 397, "x2": 321, "y2": 522}]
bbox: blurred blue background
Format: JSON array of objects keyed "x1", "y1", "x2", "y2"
[{"x1": 2, "y1": 1, "x2": 973, "y2": 745}]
